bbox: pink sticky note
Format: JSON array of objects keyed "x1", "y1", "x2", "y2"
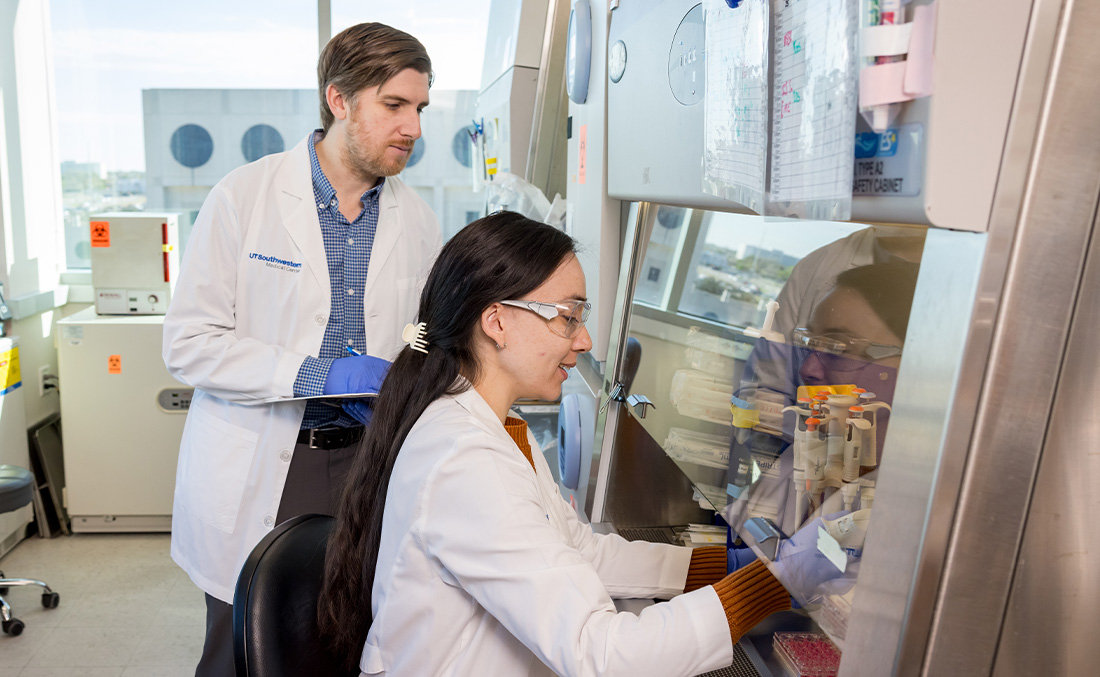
[
  {"x1": 860, "y1": 61, "x2": 913, "y2": 108},
  {"x1": 904, "y1": 1, "x2": 937, "y2": 97}
]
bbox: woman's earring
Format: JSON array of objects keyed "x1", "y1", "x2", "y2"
[{"x1": 495, "y1": 342, "x2": 507, "y2": 350}]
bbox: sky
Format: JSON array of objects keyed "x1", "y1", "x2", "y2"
[{"x1": 50, "y1": 0, "x2": 492, "y2": 171}]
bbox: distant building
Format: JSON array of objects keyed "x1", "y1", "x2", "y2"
[
  {"x1": 60, "y1": 161, "x2": 105, "y2": 182},
  {"x1": 736, "y1": 244, "x2": 799, "y2": 269},
  {"x1": 142, "y1": 88, "x2": 483, "y2": 250},
  {"x1": 700, "y1": 250, "x2": 728, "y2": 270},
  {"x1": 114, "y1": 176, "x2": 146, "y2": 195},
  {"x1": 143, "y1": 89, "x2": 319, "y2": 213}
]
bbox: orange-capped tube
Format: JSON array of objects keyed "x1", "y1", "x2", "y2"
[{"x1": 806, "y1": 417, "x2": 821, "y2": 431}]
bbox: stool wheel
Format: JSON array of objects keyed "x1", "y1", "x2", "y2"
[
  {"x1": 41, "y1": 591, "x2": 60, "y2": 609},
  {"x1": 2, "y1": 618, "x2": 24, "y2": 636}
]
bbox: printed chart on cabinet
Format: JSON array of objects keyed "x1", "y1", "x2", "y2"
[
  {"x1": 703, "y1": 0, "x2": 770, "y2": 213},
  {"x1": 769, "y1": 0, "x2": 858, "y2": 220}
]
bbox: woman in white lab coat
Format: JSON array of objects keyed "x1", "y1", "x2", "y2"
[{"x1": 319, "y1": 212, "x2": 795, "y2": 676}]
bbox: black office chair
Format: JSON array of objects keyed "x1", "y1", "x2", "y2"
[
  {"x1": 232, "y1": 513, "x2": 359, "y2": 677},
  {"x1": 0, "y1": 465, "x2": 61, "y2": 636}
]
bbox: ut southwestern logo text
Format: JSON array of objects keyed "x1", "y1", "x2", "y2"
[{"x1": 249, "y1": 252, "x2": 302, "y2": 273}]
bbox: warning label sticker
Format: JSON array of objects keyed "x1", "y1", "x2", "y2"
[{"x1": 90, "y1": 221, "x2": 111, "y2": 248}]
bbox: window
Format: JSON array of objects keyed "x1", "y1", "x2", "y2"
[
  {"x1": 52, "y1": 1, "x2": 492, "y2": 268},
  {"x1": 52, "y1": 0, "x2": 317, "y2": 267}
]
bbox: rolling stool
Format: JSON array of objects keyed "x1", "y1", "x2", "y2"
[{"x1": 0, "y1": 465, "x2": 60, "y2": 636}]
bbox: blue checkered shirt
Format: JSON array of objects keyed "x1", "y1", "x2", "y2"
[{"x1": 294, "y1": 130, "x2": 382, "y2": 429}]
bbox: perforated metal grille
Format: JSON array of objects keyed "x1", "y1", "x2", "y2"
[
  {"x1": 695, "y1": 643, "x2": 763, "y2": 677},
  {"x1": 616, "y1": 526, "x2": 679, "y2": 545},
  {"x1": 617, "y1": 527, "x2": 763, "y2": 677}
]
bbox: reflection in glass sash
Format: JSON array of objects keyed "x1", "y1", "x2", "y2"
[{"x1": 723, "y1": 261, "x2": 919, "y2": 541}]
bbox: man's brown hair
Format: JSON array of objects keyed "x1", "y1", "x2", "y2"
[{"x1": 317, "y1": 23, "x2": 433, "y2": 132}]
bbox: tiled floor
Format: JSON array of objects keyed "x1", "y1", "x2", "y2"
[{"x1": 0, "y1": 533, "x2": 204, "y2": 676}]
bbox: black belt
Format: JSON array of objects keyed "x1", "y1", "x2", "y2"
[{"x1": 296, "y1": 426, "x2": 364, "y2": 450}]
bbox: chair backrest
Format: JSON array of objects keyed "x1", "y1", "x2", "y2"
[{"x1": 232, "y1": 514, "x2": 360, "y2": 677}]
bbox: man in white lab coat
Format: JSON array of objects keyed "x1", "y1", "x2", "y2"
[{"x1": 162, "y1": 23, "x2": 442, "y2": 676}]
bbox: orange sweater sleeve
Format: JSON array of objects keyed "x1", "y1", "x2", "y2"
[
  {"x1": 711, "y1": 559, "x2": 791, "y2": 643},
  {"x1": 684, "y1": 546, "x2": 728, "y2": 593}
]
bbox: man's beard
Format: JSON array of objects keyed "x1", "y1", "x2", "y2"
[{"x1": 342, "y1": 125, "x2": 412, "y2": 183}]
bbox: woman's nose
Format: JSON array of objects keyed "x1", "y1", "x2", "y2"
[
  {"x1": 573, "y1": 325, "x2": 593, "y2": 353},
  {"x1": 798, "y1": 350, "x2": 828, "y2": 384}
]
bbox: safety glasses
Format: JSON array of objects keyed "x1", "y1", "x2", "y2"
[
  {"x1": 500, "y1": 299, "x2": 592, "y2": 339},
  {"x1": 792, "y1": 328, "x2": 902, "y2": 361}
]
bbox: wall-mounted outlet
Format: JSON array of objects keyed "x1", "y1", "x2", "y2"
[{"x1": 38, "y1": 365, "x2": 49, "y2": 397}]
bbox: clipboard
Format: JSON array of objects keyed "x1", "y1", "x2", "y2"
[{"x1": 247, "y1": 392, "x2": 378, "y2": 405}]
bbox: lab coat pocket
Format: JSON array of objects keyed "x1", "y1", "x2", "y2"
[
  {"x1": 178, "y1": 406, "x2": 259, "y2": 533},
  {"x1": 391, "y1": 276, "x2": 418, "y2": 320}
]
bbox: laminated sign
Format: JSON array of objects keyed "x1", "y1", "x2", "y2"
[{"x1": 0, "y1": 347, "x2": 22, "y2": 394}]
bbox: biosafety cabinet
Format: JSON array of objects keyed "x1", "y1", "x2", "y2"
[{"x1": 571, "y1": 0, "x2": 1100, "y2": 675}]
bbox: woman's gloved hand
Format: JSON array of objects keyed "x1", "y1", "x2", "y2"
[
  {"x1": 770, "y1": 511, "x2": 858, "y2": 606},
  {"x1": 322, "y1": 355, "x2": 391, "y2": 396},
  {"x1": 727, "y1": 546, "x2": 759, "y2": 573}
]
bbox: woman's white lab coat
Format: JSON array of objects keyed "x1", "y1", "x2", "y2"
[
  {"x1": 163, "y1": 134, "x2": 441, "y2": 602},
  {"x1": 363, "y1": 387, "x2": 733, "y2": 677}
]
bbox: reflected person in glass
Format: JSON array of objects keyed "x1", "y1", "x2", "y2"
[
  {"x1": 770, "y1": 224, "x2": 925, "y2": 340},
  {"x1": 725, "y1": 260, "x2": 920, "y2": 538}
]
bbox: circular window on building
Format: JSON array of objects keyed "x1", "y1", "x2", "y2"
[
  {"x1": 170, "y1": 124, "x2": 214, "y2": 168},
  {"x1": 657, "y1": 205, "x2": 686, "y2": 229},
  {"x1": 241, "y1": 124, "x2": 285, "y2": 163},
  {"x1": 452, "y1": 125, "x2": 477, "y2": 168},
  {"x1": 406, "y1": 137, "x2": 425, "y2": 169}
]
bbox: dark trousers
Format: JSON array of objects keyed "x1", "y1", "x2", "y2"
[{"x1": 194, "y1": 441, "x2": 358, "y2": 677}]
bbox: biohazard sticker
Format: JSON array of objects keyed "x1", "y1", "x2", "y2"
[{"x1": 90, "y1": 221, "x2": 111, "y2": 248}]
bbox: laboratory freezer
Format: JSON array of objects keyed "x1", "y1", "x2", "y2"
[{"x1": 57, "y1": 308, "x2": 191, "y2": 532}]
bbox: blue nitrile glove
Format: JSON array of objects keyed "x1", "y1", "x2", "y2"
[
  {"x1": 728, "y1": 546, "x2": 759, "y2": 573},
  {"x1": 770, "y1": 511, "x2": 857, "y2": 606},
  {"x1": 341, "y1": 398, "x2": 374, "y2": 426},
  {"x1": 322, "y1": 355, "x2": 391, "y2": 396}
]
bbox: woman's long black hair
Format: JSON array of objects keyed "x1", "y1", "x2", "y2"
[{"x1": 319, "y1": 211, "x2": 578, "y2": 664}]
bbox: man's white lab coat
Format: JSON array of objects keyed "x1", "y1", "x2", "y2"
[{"x1": 163, "y1": 134, "x2": 441, "y2": 602}]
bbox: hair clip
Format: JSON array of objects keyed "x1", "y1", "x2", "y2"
[{"x1": 401, "y1": 322, "x2": 429, "y2": 354}]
